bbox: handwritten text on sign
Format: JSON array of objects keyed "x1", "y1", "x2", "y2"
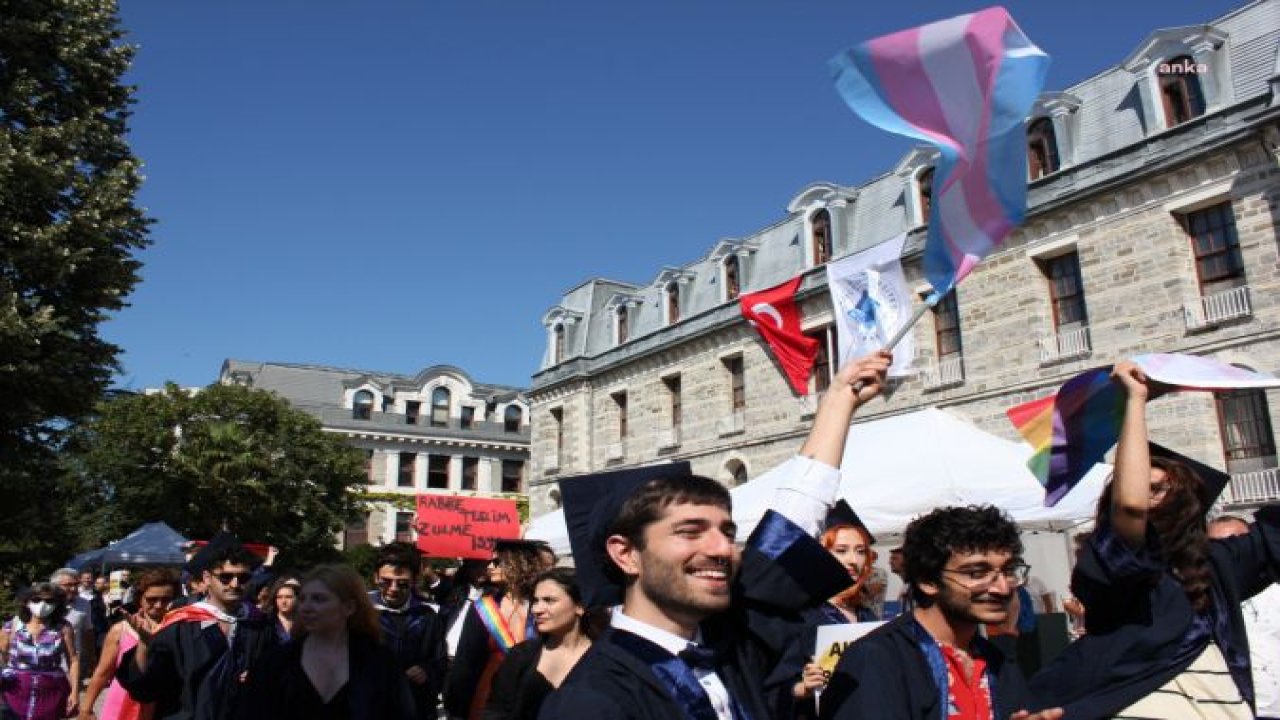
[{"x1": 414, "y1": 495, "x2": 521, "y2": 559}]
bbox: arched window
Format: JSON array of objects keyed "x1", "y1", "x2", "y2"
[
  {"x1": 615, "y1": 305, "x2": 629, "y2": 344},
  {"x1": 810, "y1": 209, "x2": 833, "y2": 265},
  {"x1": 1027, "y1": 117, "x2": 1060, "y2": 180},
  {"x1": 352, "y1": 390, "x2": 374, "y2": 420},
  {"x1": 504, "y1": 406, "x2": 522, "y2": 433},
  {"x1": 666, "y1": 283, "x2": 680, "y2": 325},
  {"x1": 725, "y1": 459, "x2": 748, "y2": 487},
  {"x1": 430, "y1": 387, "x2": 450, "y2": 427},
  {"x1": 916, "y1": 167, "x2": 935, "y2": 225},
  {"x1": 1158, "y1": 55, "x2": 1206, "y2": 128},
  {"x1": 723, "y1": 255, "x2": 741, "y2": 301},
  {"x1": 552, "y1": 323, "x2": 565, "y2": 364}
]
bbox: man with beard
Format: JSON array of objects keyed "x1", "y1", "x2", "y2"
[
  {"x1": 116, "y1": 534, "x2": 278, "y2": 720},
  {"x1": 369, "y1": 542, "x2": 447, "y2": 720},
  {"x1": 539, "y1": 352, "x2": 892, "y2": 720},
  {"x1": 819, "y1": 507, "x2": 1061, "y2": 720}
]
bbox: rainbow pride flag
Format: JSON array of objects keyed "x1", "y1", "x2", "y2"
[
  {"x1": 829, "y1": 7, "x2": 1049, "y2": 299},
  {"x1": 1008, "y1": 353, "x2": 1280, "y2": 506}
]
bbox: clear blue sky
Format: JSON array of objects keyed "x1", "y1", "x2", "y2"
[{"x1": 105, "y1": 0, "x2": 1242, "y2": 390}]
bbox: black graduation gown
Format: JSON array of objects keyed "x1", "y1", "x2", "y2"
[
  {"x1": 445, "y1": 592, "x2": 532, "y2": 719},
  {"x1": 1028, "y1": 504, "x2": 1280, "y2": 719},
  {"x1": 240, "y1": 634, "x2": 416, "y2": 720},
  {"x1": 482, "y1": 639, "x2": 554, "y2": 720},
  {"x1": 818, "y1": 614, "x2": 1032, "y2": 720},
  {"x1": 765, "y1": 603, "x2": 876, "y2": 720},
  {"x1": 537, "y1": 509, "x2": 851, "y2": 720},
  {"x1": 116, "y1": 613, "x2": 278, "y2": 720},
  {"x1": 370, "y1": 592, "x2": 448, "y2": 720}
]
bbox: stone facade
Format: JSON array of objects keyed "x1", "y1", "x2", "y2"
[
  {"x1": 528, "y1": 0, "x2": 1280, "y2": 520},
  {"x1": 219, "y1": 360, "x2": 530, "y2": 547}
]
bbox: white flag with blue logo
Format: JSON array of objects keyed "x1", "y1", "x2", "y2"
[{"x1": 826, "y1": 234, "x2": 915, "y2": 377}]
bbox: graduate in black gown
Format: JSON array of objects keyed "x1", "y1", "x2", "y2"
[
  {"x1": 537, "y1": 352, "x2": 892, "y2": 720},
  {"x1": 116, "y1": 535, "x2": 279, "y2": 720},
  {"x1": 1028, "y1": 361, "x2": 1280, "y2": 719}
]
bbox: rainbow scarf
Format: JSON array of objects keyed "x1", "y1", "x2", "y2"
[
  {"x1": 829, "y1": 7, "x2": 1049, "y2": 299},
  {"x1": 1007, "y1": 352, "x2": 1280, "y2": 506},
  {"x1": 473, "y1": 594, "x2": 525, "y2": 654}
]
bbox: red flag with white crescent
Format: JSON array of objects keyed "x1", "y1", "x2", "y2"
[{"x1": 739, "y1": 276, "x2": 819, "y2": 396}]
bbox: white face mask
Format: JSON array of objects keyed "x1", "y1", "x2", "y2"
[{"x1": 27, "y1": 601, "x2": 53, "y2": 619}]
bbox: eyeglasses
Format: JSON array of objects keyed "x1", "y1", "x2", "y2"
[
  {"x1": 1149, "y1": 481, "x2": 1170, "y2": 499},
  {"x1": 376, "y1": 578, "x2": 412, "y2": 590},
  {"x1": 941, "y1": 562, "x2": 1031, "y2": 589},
  {"x1": 211, "y1": 572, "x2": 252, "y2": 586}
]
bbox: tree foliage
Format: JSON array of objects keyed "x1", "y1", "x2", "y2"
[
  {"x1": 0, "y1": 0, "x2": 150, "y2": 576},
  {"x1": 65, "y1": 384, "x2": 369, "y2": 568}
]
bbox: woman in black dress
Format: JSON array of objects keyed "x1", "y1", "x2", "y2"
[
  {"x1": 482, "y1": 569, "x2": 594, "y2": 720},
  {"x1": 243, "y1": 565, "x2": 414, "y2": 720}
]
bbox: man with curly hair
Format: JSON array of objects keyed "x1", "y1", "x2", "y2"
[{"x1": 820, "y1": 506, "x2": 1061, "y2": 720}]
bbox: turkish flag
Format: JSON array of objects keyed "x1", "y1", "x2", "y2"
[{"x1": 739, "y1": 276, "x2": 819, "y2": 395}]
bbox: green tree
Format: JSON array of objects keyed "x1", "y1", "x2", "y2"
[
  {"x1": 65, "y1": 384, "x2": 368, "y2": 568},
  {"x1": 0, "y1": 0, "x2": 150, "y2": 577}
]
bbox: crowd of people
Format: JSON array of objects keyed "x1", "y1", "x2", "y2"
[{"x1": 1, "y1": 352, "x2": 1278, "y2": 720}]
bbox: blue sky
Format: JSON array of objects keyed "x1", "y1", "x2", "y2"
[{"x1": 106, "y1": 0, "x2": 1242, "y2": 390}]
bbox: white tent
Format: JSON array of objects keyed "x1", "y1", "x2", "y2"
[{"x1": 526, "y1": 408, "x2": 1109, "y2": 557}]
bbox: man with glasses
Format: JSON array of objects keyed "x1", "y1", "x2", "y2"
[
  {"x1": 368, "y1": 542, "x2": 447, "y2": 720},
  {"x1": 820, "y1": 506, "x2": 1062, "y2": 720},
  {"x1": 116, "y1": 534, "x2": 278, "y2": 720}
]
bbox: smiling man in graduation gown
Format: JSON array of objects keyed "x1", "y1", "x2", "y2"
[{"x1": 537, "y1": 352, "x2": 892, "y2": 720}]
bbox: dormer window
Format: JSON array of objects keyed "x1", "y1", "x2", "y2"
[
  {"x1": 552, "y1": 323, "x2": 565, "y2": 363},
  {"x1": 810, "y1": 209, "x2": 833, "y2": 265},
  {"x1": 1027, "y1": 117, "x2": 1060, "y2": 180},
  {"x1": 430, "y1": 387, "x2": 450, "y2": 427},
  {"x1": 723, "y1": 255, "x2": 741, "y2": 301},
  {"x1": 916, "y1": 167, "x2": 935, "y2": 225},
  {"x1": 665, "y1": 283, "x2": 681, "y2": 325},
  {"x1": 615, "y1": 305, "x2": 629, "y2": 344},
  {"x1": 1158, "y1": 55, "x2": 1207, "y2": 127},
  {"x1": 352, "y1": 390, "x2": 374, "y2": 421}
]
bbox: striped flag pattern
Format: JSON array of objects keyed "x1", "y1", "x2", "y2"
[{"x1": 829, "y1": 7, "x2": 1049, "y2": 298}]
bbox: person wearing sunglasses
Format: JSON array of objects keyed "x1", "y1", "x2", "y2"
[
  {"x1": 820, "y1": 505, "x2": 1062, "y2": 720},
  {"x1": 79, "y1": 568, "x2": 180, "y2": 720},
  {"x1": 367, "y1": 542, "x2": 447, "y2": 720},
  {"x1": 115, "y1": 533, "x2": 280, "y2": 720}
]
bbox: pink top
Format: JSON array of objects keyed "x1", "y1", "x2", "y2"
[{"x1": 99, "y1": 624, "x2": 151, "y2": 720}]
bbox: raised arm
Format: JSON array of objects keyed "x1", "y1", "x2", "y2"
[
  {"x1": 800, "y1": 351, "x2": 893, "y2": 466},
  {"x1": 1110, "y1": 361, "x2": 1153, "y2": 549}
]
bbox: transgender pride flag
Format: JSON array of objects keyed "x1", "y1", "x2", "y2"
[{"x1": 829, "y1": 8, "x2": 1049, "y2": 298}]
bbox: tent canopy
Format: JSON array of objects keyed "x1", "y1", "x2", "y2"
[
  {"x1": 67, "y1": 521, "x2": 190, "y2": 569},
  {"x1": 526, "y1": 408, "x2": 1108, "y2": 554}
]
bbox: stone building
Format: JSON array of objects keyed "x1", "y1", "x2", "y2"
[
  {"x1": 527, "y1": 0, "x2": 1280, "y2": 519},
  {"x1": 219, "y1": 360, "x2": 530, "y2": 547}
]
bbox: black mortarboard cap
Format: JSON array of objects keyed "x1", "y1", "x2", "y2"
[
  {"x1": 823, "y1": 500, "x2": 876, "y2": 545},
  {"x1": 1149, "y1": 442, "x2": 1231, "y2": 512},
  {"x1": 184, "y1": 531, "x2": 259, "y2": 574},
  {"x1": 492, "y1": 539, "x2": 548, "y2": 554},
  {"x1": 559, "y1": 461, "x2": 693, "y2": 608}
]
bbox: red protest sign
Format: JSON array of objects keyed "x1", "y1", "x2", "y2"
[{"x1": 414, "y1": 495, "x2": 521, "y2": 559}]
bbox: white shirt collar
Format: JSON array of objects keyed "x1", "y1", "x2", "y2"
[{"x1": 610, "y1": 607, "x2": 704, "y2": 655}]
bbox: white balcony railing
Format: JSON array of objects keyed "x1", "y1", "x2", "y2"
[
  {"x1": 922, "y1": 355, "x2": 965, "y2": 390},
  {"x1": 1221, "y1": 467, "x2": 1280, "y2": 506},
  {"x1": 656, "y1": 427, "x2": 681, "y2": 449},
  {"x1": 1185, "y1": 285, "x2": 1252, "y2": 330},
  {"x1": 605, "y1": 442, "x2": 625, "y2": 462},
  {"x1": 717, "y1": 410, "x2": 746, "y2": 437},
  {"x1": 1038, "y1": 326, "x2": 1092, "y2": 363}
]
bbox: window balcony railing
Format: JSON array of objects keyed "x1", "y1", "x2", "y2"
[
  {"x1": 1038, "y1": 326, "x2": 1091, "y2": 364},
  {"x1": 922, "y1": 355, "x2": 965, "y2": 390},
  {"x1": 605, "y1": 442, "x2": 625, "y2": 462},
  {"x1": 1185, "y1": 285, "x2": 1252, "y2": 330},
  {"x1": 717, "y1": 411, "x2": 746, "y2": 437},
  {"x1": 656, "y1": 427, "x2": 681, "y2": 450},
  {"x1": 1220, "y1": 467, "x2": 1280, "y2": 506}
]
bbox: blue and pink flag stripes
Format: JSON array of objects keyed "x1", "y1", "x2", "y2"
[{"x1": 829, "y1": 7, "x2": 1049, "y2": 298}]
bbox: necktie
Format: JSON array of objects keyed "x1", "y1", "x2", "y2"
[{"x1": 678, "y1": 643, "x2": 718, "y2": 672}]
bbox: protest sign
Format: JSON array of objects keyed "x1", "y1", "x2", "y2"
[
  {"x1": 414, "y1": 494, "x2": 521, "y2": 559},
  {"x1": 814, "y1": 621, "x2": 885, "y2": 713}
]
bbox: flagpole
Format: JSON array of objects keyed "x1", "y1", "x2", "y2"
[{"x1": 851, "y1": 295, "x2": 936, "y2": 393}]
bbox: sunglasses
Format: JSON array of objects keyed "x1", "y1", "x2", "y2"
[
  {"x1": 376, "y1": 578, "x2": 412, "y2": 590},
  {"x1": 211, "y1": 572, "x2": 252, "y2": 585}
]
